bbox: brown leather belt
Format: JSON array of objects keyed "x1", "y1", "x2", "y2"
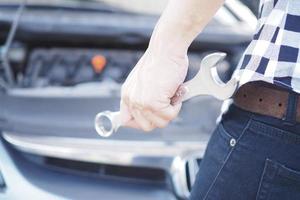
[{"x1": 233, "y1": 82, "x2": 300, "y2": 122}]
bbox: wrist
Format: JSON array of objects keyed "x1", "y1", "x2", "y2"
[{"x1": 147, "y1": 22, "x2": 189, "y2": 58}]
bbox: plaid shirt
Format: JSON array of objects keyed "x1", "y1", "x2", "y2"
[{"x1": 233, "y1": 0, "x2": 300, "y2": 93}]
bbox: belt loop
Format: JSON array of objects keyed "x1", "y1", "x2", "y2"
[{"x1": 284, "y1": 92, "x2": 298, "y2": 125}]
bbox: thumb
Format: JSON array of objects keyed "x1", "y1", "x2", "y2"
[{"x1": 170, "y1": 85, "x2": 188, "y2": 106}]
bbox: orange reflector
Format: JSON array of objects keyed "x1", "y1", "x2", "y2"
[{"x1": 91, "y1": 55, "x2": 107, "y2": 73}]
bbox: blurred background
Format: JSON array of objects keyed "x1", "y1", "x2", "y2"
[{"x1": 0, "y1": 0, "x2": 258, "y2": 199}]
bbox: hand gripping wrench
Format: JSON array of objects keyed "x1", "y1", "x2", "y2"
[{"x1": 94, "y1": 52, "x2": 238, "y2": 137}]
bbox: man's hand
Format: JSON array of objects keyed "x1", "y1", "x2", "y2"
[
  {"x1": 119, "y1": 0, "x2": 224, "y2": 131},
  {"x1": 120, "y1": 49, "x2": 188, "y2": 131}
]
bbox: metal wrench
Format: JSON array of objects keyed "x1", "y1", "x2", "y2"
[{"x1": 94, "y1": 52, "x2": 238, "y2": 137}]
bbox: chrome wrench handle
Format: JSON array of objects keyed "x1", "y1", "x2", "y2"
[{"x1": 94, "y1": 52, "x2": 238, "y2": 137}]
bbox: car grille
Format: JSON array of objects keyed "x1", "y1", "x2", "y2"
[{"x1": 3, "y1": 132, "x2": 208, "y2": 199}]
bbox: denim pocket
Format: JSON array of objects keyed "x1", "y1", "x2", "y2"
[{"x1": 256, "y1": 159, "x2": 300, "y2": 200}]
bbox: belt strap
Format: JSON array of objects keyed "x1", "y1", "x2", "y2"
[{"x1": 233, "y1": 82, "x2": 300, "y2": 123}]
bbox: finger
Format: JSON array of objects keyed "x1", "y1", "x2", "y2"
[
  {"x1": 131, "y1": 109, "x2": 155, "y2": 132},
  {"x1": 123, "y1": 119, "x2": 142, "y2": 129},
  {"x1": 154, "y1": 103, "x2": 182, "y2": 121},
  {"x1": 120, "y1": 100, "x2": 143, "y2": 130},
  {"x1": 142, "y1": 110, "x2": 169, "y2": 128}
]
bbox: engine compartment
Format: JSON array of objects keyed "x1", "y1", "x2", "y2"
[
  {"x1": 22, "y1": 48, "x2": 142, "y2": 87},
  {"x1": 21, "y1": 47, "x2": 224, "y2": 88}
]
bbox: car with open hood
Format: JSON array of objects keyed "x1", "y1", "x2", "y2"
[{"x1": 0, "y1": 0, "x2": 256, "y2": 199}]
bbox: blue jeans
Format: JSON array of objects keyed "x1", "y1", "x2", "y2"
[{"x1": 190, "y1": 94, "x2": 300, "y2": 200}]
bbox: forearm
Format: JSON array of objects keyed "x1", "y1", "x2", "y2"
[{"x1": 148, "y1": 0, "x2": 225, "y2": 56}]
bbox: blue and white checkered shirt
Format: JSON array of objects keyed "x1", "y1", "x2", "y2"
[{"x1": 233, "y1": 0, "x2": 300, "y2": 93}]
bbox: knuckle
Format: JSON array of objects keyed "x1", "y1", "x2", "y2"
[
  {"x1": 169, "y1": 110, "x2": 178, "y2": 119},
  {"x1": 158, "y1": 121, "x2": 168, "y2": 128},
  {"x1": 169, "y1": 114, "x2": 177, "y2": 120},
  {"x1": 156, "y1": 124, "x2": 164, "y2": 129},
  {"x1": 139, "y1": 122, "x2": 154, "y2": 132},
  {"x1": 144, "y1": 126, "x2": 154, "y2": 132},
  {"x1": 162, "y1": 112, "x2": 174, "y2": 121}
]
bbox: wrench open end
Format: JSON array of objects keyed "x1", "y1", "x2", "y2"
[
  {"x1": 200, "y1": 52, "x2": 227, "y2": 71},
  {"x1": 198, "y1": 52, "x2": 237, "y2": 100}
]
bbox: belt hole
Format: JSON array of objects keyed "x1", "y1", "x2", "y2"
[
  {"x1": 278, "y1": 103, "x2": 282, "y2": 107},
  {"x1": 259, "y1": 98, "x2": 263, "y2": 102},
  {"x1": 243, "y1": 94, "x2": 247, "y2": 98}
]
